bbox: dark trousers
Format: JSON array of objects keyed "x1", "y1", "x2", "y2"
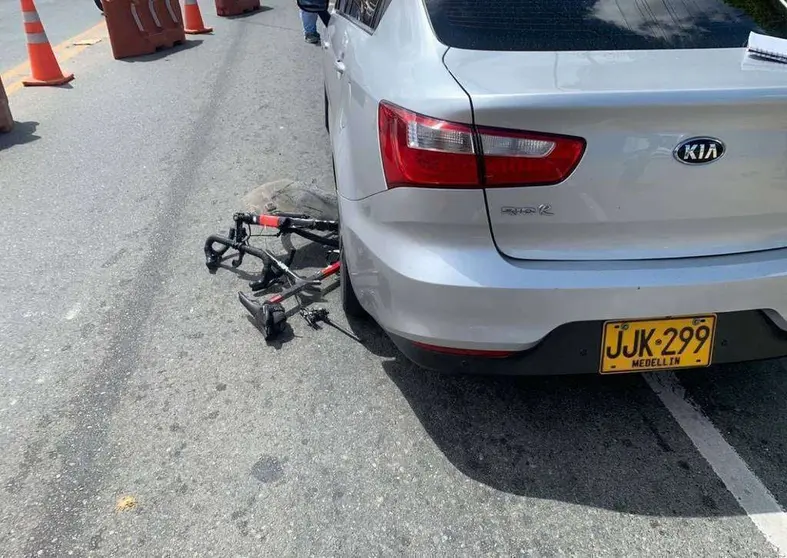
[{"x1": 301, "y1": 9, "x2": 331, "y2": 34}]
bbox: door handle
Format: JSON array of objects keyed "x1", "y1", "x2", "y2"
[{"x1": 334, "y1": 60, "x2": 346, "y2": 74}]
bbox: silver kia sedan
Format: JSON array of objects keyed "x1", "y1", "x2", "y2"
[{"x1": 299, "y1": 0, "x2": 787, "y2": 376}]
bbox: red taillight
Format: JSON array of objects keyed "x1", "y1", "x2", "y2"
[
  {"x1": 378, "y1": 102, "x2": 480, "y2": 188},
  {"x1": 412, "y1": 341, "x2": 514, "y2": 359},
  {"x1": 478, "y1": 127, "x2": 586, "y2": 186},
  {"x1": 378, "y1": 101, "x2": 585, "y2": 189}
]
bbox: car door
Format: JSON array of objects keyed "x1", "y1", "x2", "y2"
[
  {"x1": 329, "y1": 0, "x2": 392, "y2": 200},
  {"x1": 322, "y1": 0, "x2": 352, "y2": 136}
]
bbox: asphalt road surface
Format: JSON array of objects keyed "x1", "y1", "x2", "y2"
[
  {"x1": 0, "y1": 0, "x2": 102, "y2": 69},
  {"x1": 2, "y1": 2, "x2": 787, "y2": 557}
]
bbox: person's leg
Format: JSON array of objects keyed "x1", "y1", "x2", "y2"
[{"x1": 300, "y1": 9, "x2": 320, "y2": 43}]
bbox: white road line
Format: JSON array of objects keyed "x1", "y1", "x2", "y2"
[{"x1": 646, "y1": 372, "x2": 787, "y2": 557}]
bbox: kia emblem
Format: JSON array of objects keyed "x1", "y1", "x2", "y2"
[{"x1": 674, "y1": 137, "x2": 725, "y2": 165}]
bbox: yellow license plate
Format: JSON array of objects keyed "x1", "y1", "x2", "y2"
[{"x1": 600, "y1": 315, "x2": 717, "y2": 374}]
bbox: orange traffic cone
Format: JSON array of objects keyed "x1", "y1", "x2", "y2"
[
  {"x1": 20, "y1": 0, "x2": 74, "y2": 87},
  {"x1": 183, "y1": 0, "x2": 213, "y2": 34}
]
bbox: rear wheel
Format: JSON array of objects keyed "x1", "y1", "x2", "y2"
[
  {"x1": 331, "y1": 155, "x2": 337, "y2": 191},
  {"x1": 340, "y1": 239, "x2": 366, "y2": 319},
  {"x1": 324, "y1": 87, "x2": 329, "y2": 132}
]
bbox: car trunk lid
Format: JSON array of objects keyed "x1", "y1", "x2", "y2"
[{"x1": 443, "y1": 47, "x2": 787, "y2": 261}]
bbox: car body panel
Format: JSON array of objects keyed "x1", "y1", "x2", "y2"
[
  {"x1": 443, "y1": 47, "x2": 787, "y2": 261},
  {"x1": 340, "y1": 186, "x2": 787, "y2": 350},
  {"x1": 323, "y1": 0, "x2": 474, "y2": 201}
]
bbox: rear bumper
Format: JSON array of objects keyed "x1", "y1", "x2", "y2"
[
  {"x1": 388, "y1": 310, "x2": 787, "y2": 375},
  {"x1": 339, "y1": 188, "x2": 787, "y2": 371}
]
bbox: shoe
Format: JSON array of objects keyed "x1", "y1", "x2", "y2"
[{"x1": 305, "y1": 32, "x2": 320, "y2": 44}]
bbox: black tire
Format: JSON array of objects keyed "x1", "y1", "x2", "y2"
[
  {"x1": 340, "y1": 240, "x2": 366, "y2": 319},
  {"x1": 324, "y1": 87, "x2": 329, "y2": 132},
  {"x1": 331, "y1": 155, "x2": 337, "y2": 191}
]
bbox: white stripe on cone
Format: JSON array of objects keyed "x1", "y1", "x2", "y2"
[{"x1": 26, "y1": 31, "x2": 49, "y2": 44}]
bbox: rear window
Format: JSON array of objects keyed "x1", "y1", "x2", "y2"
[{"x1": 424, "y1": 0, "x2": 787, "y2": 51}]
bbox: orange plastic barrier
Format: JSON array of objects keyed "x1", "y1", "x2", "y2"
[
  {"x1": 0, "y1": 77, "x2": 13, "y2": 133},
  {"x1": 103, "y1": 0, "x2": 186, "y2": 59},
  {"x1": 215, "y1": 0, "x2": 260, "y2": 17},
  {"x1": 20, "y1": 0, "x2": 74, "y2": 86},
  {"x1": 184, "y1": 0, "x2": 212, "y2": 34}
]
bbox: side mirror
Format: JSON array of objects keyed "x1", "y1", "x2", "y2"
[{"x1": 297, "y1": 0, "x2": 329, "y2": 12}]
